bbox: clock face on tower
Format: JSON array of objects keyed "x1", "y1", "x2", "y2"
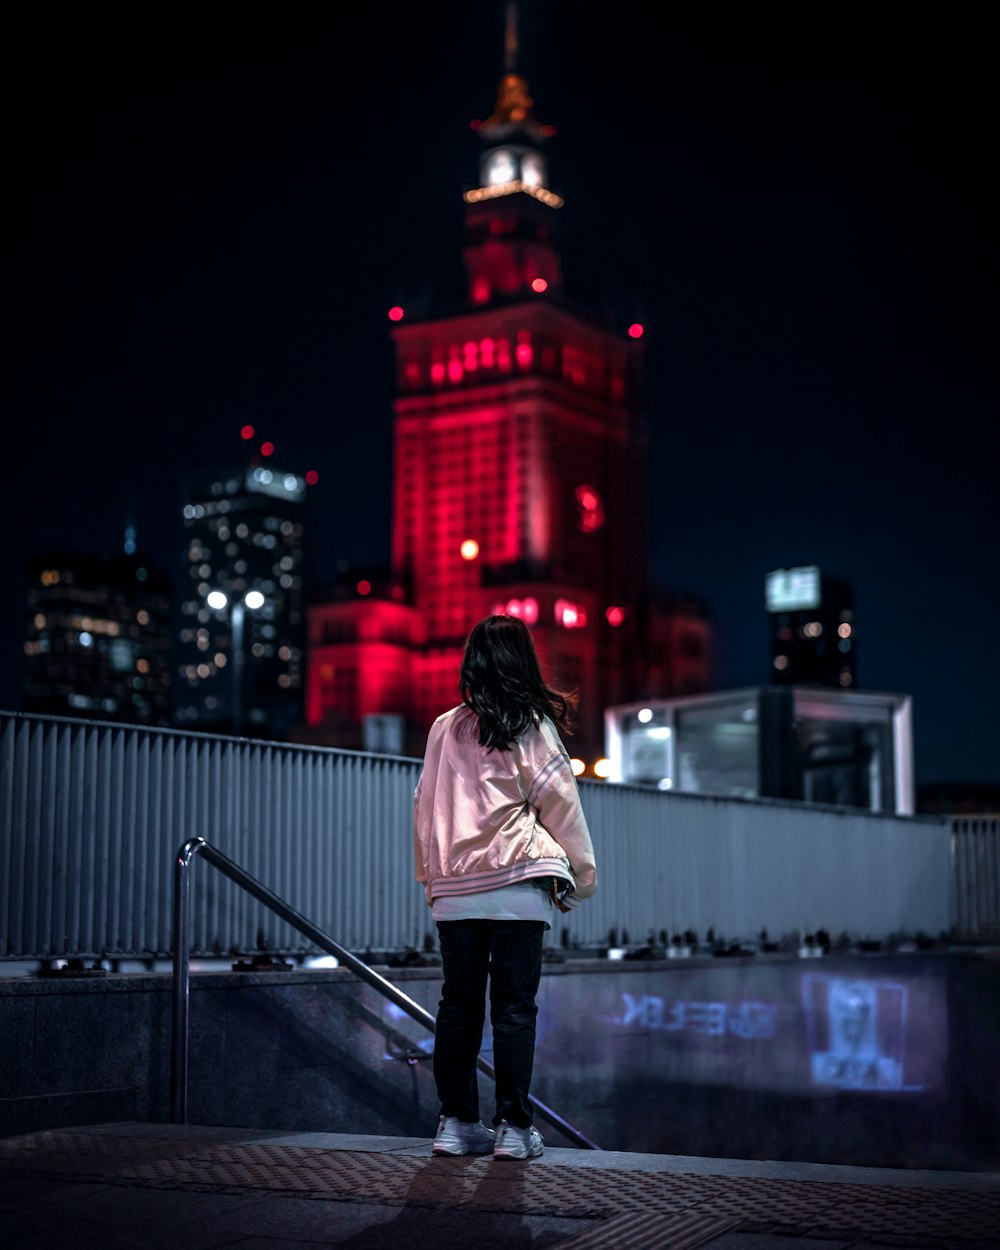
[
  {"x1": 520, "y1": 152, "x2": 545, "y2": 187},
  {"x1": 485, "y1": 149, "x2": 516, "y2": 185}
]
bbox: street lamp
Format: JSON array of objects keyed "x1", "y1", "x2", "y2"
[{"x1": 207, "y1": 589, "x2": 265, "y2": 736}]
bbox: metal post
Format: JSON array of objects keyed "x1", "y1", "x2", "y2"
[
  {"x1": 170, "y1": 836, "x2": 202, "y2": 1123},
  {"x1": 231, "y1": 600, "x2": 245, "y2": 737}
]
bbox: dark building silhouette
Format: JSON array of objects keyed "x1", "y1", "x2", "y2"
[
  {"x1": 172, "y1": 459, "x2": 309, "y2": 738},
  {"x1": 765, "y1": 565, "x2": 856, "y2": 689},
  {"x1": 22, "y1": 549, "x2": 171, "y2": 725},
  {"x1": 916, "y1": 781, "x2": 1000, "y2": 817},
  {"x1": 302, "y1": 18, "x2": 711, "y2": 767}
]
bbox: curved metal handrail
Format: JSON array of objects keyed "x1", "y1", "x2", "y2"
[{"x1": 170, "y1": 836, "x2": 601, "y2": 1149}]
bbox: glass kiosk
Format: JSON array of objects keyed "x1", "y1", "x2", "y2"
[{"x1": 604, "y1": 685, "x2": 914, "y2": 815}]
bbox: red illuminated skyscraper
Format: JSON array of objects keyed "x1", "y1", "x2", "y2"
[{"x1": 305, "y1": 19, "x2": 710, "y2": 765}]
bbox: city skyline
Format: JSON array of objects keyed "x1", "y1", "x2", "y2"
[{"x1": 5, "y1": 2, "x2": 997, "y2": 787}]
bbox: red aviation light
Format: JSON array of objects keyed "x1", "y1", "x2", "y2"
[
  {"x1": 260, "y1": 441, "x2": 275, "y2": 457},
  {"x1": 628, "y1": 323, "x2": 645, "y2": 339},
  {"x1": 305, "y1": 470, "x2": 319, "y2": 486},
  {"x1": 240, "y1": 424, "x2": 255, "y2": 440},
  {"x1": 606, "y1": 606, "x2": 626, "y2": 627},
  {"x1": 356, "y1": 580, "x2": 372, "y2": 597},
  {"x1": 388, "y1": 306, "x2": 404, "y2": 322},
  {"x1": 530, "y1": 277, "x2": 548, "y2": 293}
]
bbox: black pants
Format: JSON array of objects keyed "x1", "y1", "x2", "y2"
[{"x1": 434, "y1": 919, "x2": 545, "y2": 1129}]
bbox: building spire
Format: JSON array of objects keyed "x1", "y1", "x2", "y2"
[
  {"x1": 479, "y1": 3, "x2": 552, "y2": 138},
  {"x1": 503, "y1": 1, "x2": 518, "y2": 73}
]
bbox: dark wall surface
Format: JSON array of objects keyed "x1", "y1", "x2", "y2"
[{"x1": 2, "y1": 952, "x2": 997, "y2": 1170}]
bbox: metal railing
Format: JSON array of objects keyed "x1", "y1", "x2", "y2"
[
  {"x1": 170, "y1": 836, "x2": 601, "y2": 1149},
  {"x1": 2, "y1": 712, "x2": 957, "y2": 963},
  {"x1": 952, "y1": 817, "x2": 1000, "y2": 940}
]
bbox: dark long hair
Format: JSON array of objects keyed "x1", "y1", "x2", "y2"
[{"x1": 459, "y1": 614, "x2": 577, "y2": 750}]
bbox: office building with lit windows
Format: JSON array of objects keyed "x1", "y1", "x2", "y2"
[
  {"x1": 173, "y1": 461, "x2": 308, "y2": 738},
  {"x1": 23, "y1": 550, "x2": 171, "y2": 725},
  {"x1": 765, "y1": 565, "x2": 856, "y2": 689},
  {"x1": 303, "y1": 27, "x2": 711, "y2": 767}
]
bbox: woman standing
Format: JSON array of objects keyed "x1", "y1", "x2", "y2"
[{"x1": 413, "y1": 614, "x2": 598, "y2": 1160}]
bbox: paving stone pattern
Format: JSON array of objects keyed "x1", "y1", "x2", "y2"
[{"x1": 0, "y1": 1127, "x2": 998, "y2": 1250}]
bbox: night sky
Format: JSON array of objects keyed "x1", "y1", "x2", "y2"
[{"x1": 6, "y1": 2, "x2": 997, "y2": 788}]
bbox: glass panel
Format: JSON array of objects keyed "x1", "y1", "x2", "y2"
[
  {"x1": 675, "y1": 696, "x2": 759, "y2": 797},
  {"x1": 623, "y1": 717, "x2": 672, "y2": 785},
  {"x1": 797, "y1": 717, "x2": 894, "y2": 811}
]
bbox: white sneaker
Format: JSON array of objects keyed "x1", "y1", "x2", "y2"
[
  {"x1": 492, "y1": 1121, "x2": 544, "y2": 1160},
  {"x1": 432, "y1": 1115, "x2": 496, "y2": 1156}
]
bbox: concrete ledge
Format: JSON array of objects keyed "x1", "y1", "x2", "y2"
[{"x1": 3, "y1": 953, "x2": 998, "y2": 1171}]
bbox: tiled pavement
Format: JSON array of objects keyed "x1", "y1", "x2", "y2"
[{"x1": 0, "y1": 1122, "x2": 997, "y2": 1250}]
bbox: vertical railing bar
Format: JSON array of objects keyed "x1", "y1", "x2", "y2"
[{"x1": 170, "y1": 837, "x2": 195, "y2": 1123}]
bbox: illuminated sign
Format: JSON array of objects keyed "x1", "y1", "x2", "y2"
[
  {"x1": 801, "y1": 974, "x2": 916, "y2": 1092},
  {"x1": 590, "y1": 964, "x2": 944, "y2": 1096},
  {"x1": 378, "y1": 961, "x2": 948, "y2": 1106},
  {"x1": 616, "y1": 992, "x2": 777, "y2": 1039},
  {"x1": 766, "y1": 565, "x2": 821, "y2": 613}
]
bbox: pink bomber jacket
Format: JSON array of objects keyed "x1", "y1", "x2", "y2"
[{"x1": 413, "y1": 705, "x2": 598, "y2": 909}]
